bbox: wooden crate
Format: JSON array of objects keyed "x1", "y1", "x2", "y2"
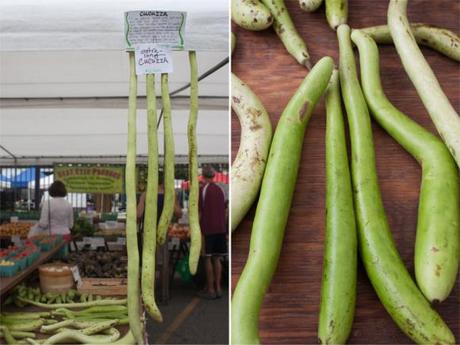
[{"x1": 77, "y1": 278, "x2": 127, "y2": 296}]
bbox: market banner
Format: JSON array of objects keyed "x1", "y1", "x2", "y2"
[{"x1": 54, "y1": 165, "x2": 124, "y2": 194}]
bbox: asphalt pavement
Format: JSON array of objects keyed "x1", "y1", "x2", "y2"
[{"x1": 146, "y1": 279, "x2": 229, "y2": 344}]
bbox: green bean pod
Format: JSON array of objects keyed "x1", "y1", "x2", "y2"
[
  {"x1": 0, "y1": 318, "x2": 40, "y2": 326},
  {"x1": 357, "y1": 23, "x2": 460, "y2": 62},
  {"x1": 231, "y1": 56, "x2": 333, "y2": 345},
  {"x1": 325, "y1": 0, "x2": 347, "y2": 30},
  {"x1": 352, "y1": 29, "x2": 460, "y2": 303},
  {"x1": 299, "y1": 0, "x2": 323, "y2": 12},
  {"x1": 52, "y1": 306, "x2": 127, "y2": 316},
  {"x1": 40, "y1": 320, "x2": 74, "y2": 334},
  {"x1": 112, "y1": 331, "x2": 135, "y2": 345},
  {"x1": 231, "y1": 0, "x2": 273, "y2": 31},
  {"x1": 231, "y1": 73, "x2": 272, "y2": 231},
  {"x1": 318, "y1": 69, "x2": 357, "y2": 345},
  {"x1": 80, "y1": 320, "x2": 118, "y2": 335},
  {"x1": 0, "y1": 330, "x2": 35, "y2": 339},
  {"x1": 26, "y1": 339, "x2": 40, "y2": 345},
  {"x1": 338, "y1": 24, "x2": 455, "y2": 345},
  {"x1": 260, "y1": 0, "x2": 312, "y2": 68},
  {"x1": 7, "y1": 319, "x2": 44, "y2": 332},
  {"x1": 187, "y1": 51, "x2": 202, "y2": 275},
  {"x1": 157, "y1": 73, "x2": 176, "y2": 246},
  {"x1": 388, "y1": 0, "x2": 460, "y2": 167},
  {"x1": 231, "y1": 32, "x2": 236, "y2": 55},
  {"x1": 16, "y1": 296, "x2": 126, "y2": 309},
  {"x1": 141, "y1": 74, "x2": 163, "y2": 323},
  {"x1": 0, "y1": 326, "x2": 17, "y2": 345},
  {"x1": 2, "y1": 312, "x2": 50, "y2": 318},
  {"x1": 41, "y1": 328, "x2": 120, "y2": 345},
  {"x1": 126, "y1": 51, "x2": 144, "y2": 345}
]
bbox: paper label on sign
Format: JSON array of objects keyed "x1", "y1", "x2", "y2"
[
  {"x1": 124, "y1": 11, "x2": 186, "y2": 50},
  {"x1": 134, "y1": 44, "x2": 173, "y2": 75},
  {"x1": 71, "y1": 265, "x2": 83, "y2": 288}
]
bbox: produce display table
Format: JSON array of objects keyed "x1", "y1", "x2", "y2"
[
  {"x1": 0, "y1": 242, "x2": 66, "y2": 297},
  {"x1": 231, "y1": 0, "x2": 459, "y2": 344}
]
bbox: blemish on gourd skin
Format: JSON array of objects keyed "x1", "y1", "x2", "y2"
[
  {"x1": 435, "y1": 264, "x2": 442, "y2": 277},
  {"x1": 299, "y1": 101, "x2": 310, "y2": 121}
]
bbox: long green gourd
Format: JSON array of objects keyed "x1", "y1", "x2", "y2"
[
  {"x1": 338, "y1": 24, "x2": 455, "y2": 345},
  {"x1": 126, "y1": 51, "x2": 144, "y2": 345},
  {"x1": 325, "y1": 0, "x2": 347, "y2": 30},
  {"x1": 260, "y1": 0, "x2": 312, "y2": 68},
  {"x1": 188, "y1": 51, "x2": 202, "y2": 275},
  {"x1": 157, "y1": 74, "x2": 176, "y2": 245},
  {"x1": 299, "y1": 0, "x2": 323, "y2": 12},
  {"x1": 318, "y1": 69, "x2": 357, "y2": 345},
  {"x1": 358, "y1": 23, "x2": 460, "y2": 62},
  {"x1": 388, "y1": 0, "x2": 460, "y2": 167},
  {"x1": 231, "y1": 73, "x2": 272, "y2": 231},
  {"x1": 231, "y1": 0, "x2": 273, "y2": 31},
  {"x1": 142, "y1": 74, "x2": 162, "y2": 322},
  {"x1": 231, "y1": 56, "x2": 333, "y2": 345},
  {"x1": 352, "y1": 29, "x2": 460, "y2": 304}
]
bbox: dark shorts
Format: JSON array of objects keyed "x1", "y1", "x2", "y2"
[{"x1": 204, "y1": 234, "x2": 227, "y2": 256}]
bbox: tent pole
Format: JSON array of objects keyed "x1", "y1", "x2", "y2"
[{"x1": 34, "y1": 167, "x2": 41, "y2": 211}]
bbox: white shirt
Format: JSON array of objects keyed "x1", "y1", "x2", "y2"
[{"x1": 29, "y1": 197, "x2": 74, "y2": 237}]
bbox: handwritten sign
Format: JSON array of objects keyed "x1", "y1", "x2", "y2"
[
  {"x1": 135, "y1": 44, "x2": 173, "y2": 75},
  {"x1": 124, "y1": 11, "x2": 186, "y2": 50}
]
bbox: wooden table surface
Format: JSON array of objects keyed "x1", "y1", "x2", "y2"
[{"x1": 231, "y1": 0, "x2": 460, "y2": 344}]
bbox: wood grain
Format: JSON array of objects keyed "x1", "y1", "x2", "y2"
[{"x1": 231, "y1": 0, "x2": 460, "y2": 344}]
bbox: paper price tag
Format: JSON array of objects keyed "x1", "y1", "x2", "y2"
[
  {"x1": 70, "y1": 265, "x2": 83, "y2": 288},
  {"x1": 90, "y1": 237, "x2": 105, "y2": 249},
  {"x1": 124, "y1": 11, "x2": 186, "y2": 50},
  {"x1": 116, "y1": 237, "x2": 126, "y2": 245},
  {"x1": 82, "y1": 237, "x2": 92, "y2": 245},
  {"x1": 11, "y1": 235, "x2": 22, "y2": 246},
  {"x1": 134, "y1": 44, "x2": 173, "y2": 75}
]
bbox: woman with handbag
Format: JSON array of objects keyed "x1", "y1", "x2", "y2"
[{"x1": 28, "y1": 180, "x2": 74, "y2": 246}]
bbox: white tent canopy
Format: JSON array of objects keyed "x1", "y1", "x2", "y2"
[
  {"x1": 0, "y1": 0, "x2": 228, "y2": 52},
  {"x1": 0, "y1": 105, "x2": 228, "y2": 165},
  {"x1": 0, "y1": 0, "x2": 229, "y2": 166}
]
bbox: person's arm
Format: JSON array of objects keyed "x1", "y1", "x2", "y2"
[
  {"x1": 137, "y1": 192, "x2": 146, "y2": 220},
  {"x1": 27, "y1": 223, "x2": 43, "y2": 238}
]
